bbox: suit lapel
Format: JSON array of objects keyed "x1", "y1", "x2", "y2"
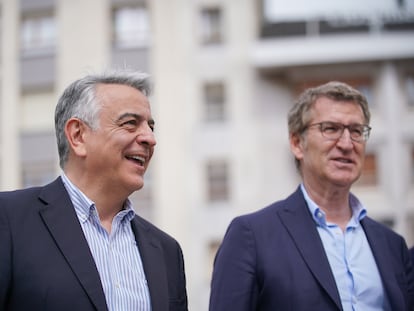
[
  {"x1": 361, "y1": 219, "x2": 405, "y2": 310},
  {"x1": 277, "y1": 188, "x2": 343, "y2": 310},
  {"x1": 131, "y1": 217, "x2": 169, "y2": 311},
  {"x1": 38, "y1": 178, "x2": 108, "y2": 311}
]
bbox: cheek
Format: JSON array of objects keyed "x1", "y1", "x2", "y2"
[
  {"x1": 146, "y1": 148, "x2": 155, "y2": 164},
  {"x1": 357, "y1": 150, "x2": 366, "y2": 168},
  {"x1": 303, "y1": 140, "x2": 326, "y2": 160},
  {"x1": 354, "y1": 143, "x2": 366, "y2": 159},
  {"x1": 109, "y1": 132, "x2": 132, "y2": 147}
]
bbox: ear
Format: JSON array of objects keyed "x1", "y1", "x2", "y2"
[
  {"x1": 289, "y1": 132, "x2": 304, "y2": 162},
  {"x1": 64, "y1": 118, "x2": 88, "y2": 157}
]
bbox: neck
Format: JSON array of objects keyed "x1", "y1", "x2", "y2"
[
  {"x1": 63, "y1": 170, "x2": 127, "y2": 233},
  {"x1": 303, "y1": 182, "x2": 352, "y2": 231}
]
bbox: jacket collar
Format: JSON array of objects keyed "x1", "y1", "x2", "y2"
[
  {"x1": 277, "y1": 186, "x2": 343, "y2": 310},
  {"x1": 130, "y1": 216, "x2": 169, "y2": 311},
  {"x1": 38, "y1": 177, "x2": 109, "y2": 311}
]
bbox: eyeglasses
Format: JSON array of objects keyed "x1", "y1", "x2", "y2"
[{"x1": 305, "y1": 121, "x2": 371, "y2": 142}]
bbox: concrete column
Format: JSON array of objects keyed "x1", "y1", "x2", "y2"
[
  {"x1": 150, "y1": 0, "x2": 193, "y2": 307},
  {"x1": 56, "y1": 0, "x2": 110, "y2": 92},
  {"x1": 1, "y1": 0, "x2": 20, "y2": 189},
  {"x1": 376, "y1": 62, "x2": 408, "y2": 236}
]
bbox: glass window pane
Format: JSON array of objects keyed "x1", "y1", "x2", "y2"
[
  {"x1": 207, "y1": 159, "x2": 229, "y2": 202},
  {"x1": 207, "y1": 240, "x2": 221, "y2": 279},
  {"x1": 204, "y1": 82, "x2": 226, "y2": 122},
  {"x1": 412, "y1": 147, "x2": 414, "y2": 184},
  {"x1": 113, "y1": 6, "x2": 150, "y2": 48},
  {"x1": 200, "y1": 7, "x2": 222, "y2": 45},
  {"x1": 21, "y1": 15, "x2": 56, "y2": 53},
  {"x1": 22, "y1": 162, "x2": 57, "y2": 187},
  {"x1": 405, "y1": 75, "x2": 414, "y2": 107},
  {"x1": 356, "y1": 153, "x2": 377, "y2": 186}
]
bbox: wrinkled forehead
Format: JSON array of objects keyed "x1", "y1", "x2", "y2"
[
  {"x1": 307, "y1": 97, "x2": 365, "y2": 122},
  {"x1": 95, "y1": 83, "x2": 151, "y2": 117}
]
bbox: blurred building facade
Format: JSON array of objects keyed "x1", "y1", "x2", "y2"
[{"x1": 1, "y1": 0, "x2": 414, "y2": 309}]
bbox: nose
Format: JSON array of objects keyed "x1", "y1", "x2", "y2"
[
  {"x1": 336, "y1": 128, "x2": 353, "y2": 149},
  {"x1": 137, "y1": 124, "x2": 157, "y2": 147}
]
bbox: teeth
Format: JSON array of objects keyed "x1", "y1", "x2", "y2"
[
  {"x1": 133, "y1": 155, "x2": 145, "y2": 162},
  {"x1": 128, "y1": 155, "x2": 145, "y2": 164}
]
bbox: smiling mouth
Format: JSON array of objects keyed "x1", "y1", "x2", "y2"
[
  {"x1": 333, "y1": 158, "x2": 353, "y2": 164},
  {"x1": 126, "y1": 155, "x2": 145, "y2": 166}
]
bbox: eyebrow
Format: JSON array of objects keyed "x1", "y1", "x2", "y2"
[{"x1": 116, "y1": 112, "x2": 155, "y2": 127}]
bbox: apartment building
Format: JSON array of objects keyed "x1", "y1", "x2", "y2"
[{"x1": 1, "y1": 0, "x2": 414, "y2": 309}]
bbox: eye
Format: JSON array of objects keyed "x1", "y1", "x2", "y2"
[
  {"x1": 350, "y1": 125, "x2": 363, "y2": 136},
  {"x1": 120, "y1": 119, "x2": 137, "y2": 129},
  {"x1": 148, "y1": 120, "x2": 155, "y2": 132},
  {"x1": 321, "y1": 122, "x2": 341, "y2": 134}
]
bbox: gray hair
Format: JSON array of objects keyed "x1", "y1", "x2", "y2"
[
  {"x1": 55, "y1": 69, "x2": 152, "y2": 169},
  {"x1": 287, "y1": 81, "x2": 371, "y2": 170}
]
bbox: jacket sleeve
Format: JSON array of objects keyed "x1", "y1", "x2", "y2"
[
  {"x1": 209, "y1": 216, "x2": 259, "y2": 311},
  {"x1": 171, "y1": 241, "x2": 188, "y2": 311},
  {"x1": 0, "y1": 202, "x2": 12, "y2": 308},
  {"x1": 404, "y1": 242, "x2": 414, "y2": 310}
]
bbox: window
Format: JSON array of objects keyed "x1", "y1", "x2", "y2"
[
  {"x1": 200, "y1": 7, "x2": 223, "y2": 45},
  {"x1": 207, "y1": 240, "x2": 221, "y2": 280},
  {"x1": 406, "y1": 213, "x2": 414, "y2": 245},
  {"x1": 412, "y1": 147, "x2": 414, "y2": 184},
  {"x1": 405, "y1": 75, "x2": 414, "y2": 108},
  {"x1": 206, "y1": 159, "x2": 230, "y2": 202},
  {"x1": 22, "y1": 162, "x2": 57, "y2": 187},
  {"x1": 355, "y1": 83, "x2": 374, "y2": 108},
  {"x1": 113, "y1": 6, "x2": 150, "y2": 48},
  {"x1": 20, "y1": 132, "x2": 58, "y2": 187},
  {"x1": 204, "y1": 82, "x2": 226, "y2": 122},
  {"x1": 356, "y1": 153, "x2": 377, "y2": 186},
  {"x1": 21, "y1": 14, "x2": 56, "y2": 54}
]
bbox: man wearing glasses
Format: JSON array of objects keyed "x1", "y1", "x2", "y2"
[{"x1": 209, "y1": 81, "x2": 414, "y2": 311}]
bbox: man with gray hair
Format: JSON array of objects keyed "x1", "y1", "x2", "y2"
[
  {"x1": 210, "y1": 81, "x2": 414, "y2": 310},
  {"x1": 0, "y1": 69, "x2": 188, "y2": 311}
]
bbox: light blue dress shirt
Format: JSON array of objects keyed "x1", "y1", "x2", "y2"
[
  {"x1": 62, "y1": 173, "x2": 152, "y2": 311},
  {"x1": 301, "y1": 184, "x2": 390, "y2": 311}
]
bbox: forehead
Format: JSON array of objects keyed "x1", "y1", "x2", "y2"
[
  {"x1": 310, "y1": 96, "x2": 364, "y2": 122},
  {"x1": 96, "y1": 83, "x2": 150, "y2": 111}
]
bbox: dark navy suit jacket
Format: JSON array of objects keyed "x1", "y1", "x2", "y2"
[
  {"x1": 410, "y1": 247, "x2": 414, "y2": 264},
  {"x1": 0, "y1": 177, "x2": 187, "y2": 311},
  {"x1": 209, "y1": 186, "x2": 414, "y2": 311}
]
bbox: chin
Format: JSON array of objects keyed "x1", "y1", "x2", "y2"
[
  {"x1": 329, "y1": 175, "x2": 357, "y2": 187},
  {"x1": 133, "y1": 181, "x2": 144, "y2": 191},
  {"x1": 125, "y1": 177, "x2": 144, "y2": 192}
]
